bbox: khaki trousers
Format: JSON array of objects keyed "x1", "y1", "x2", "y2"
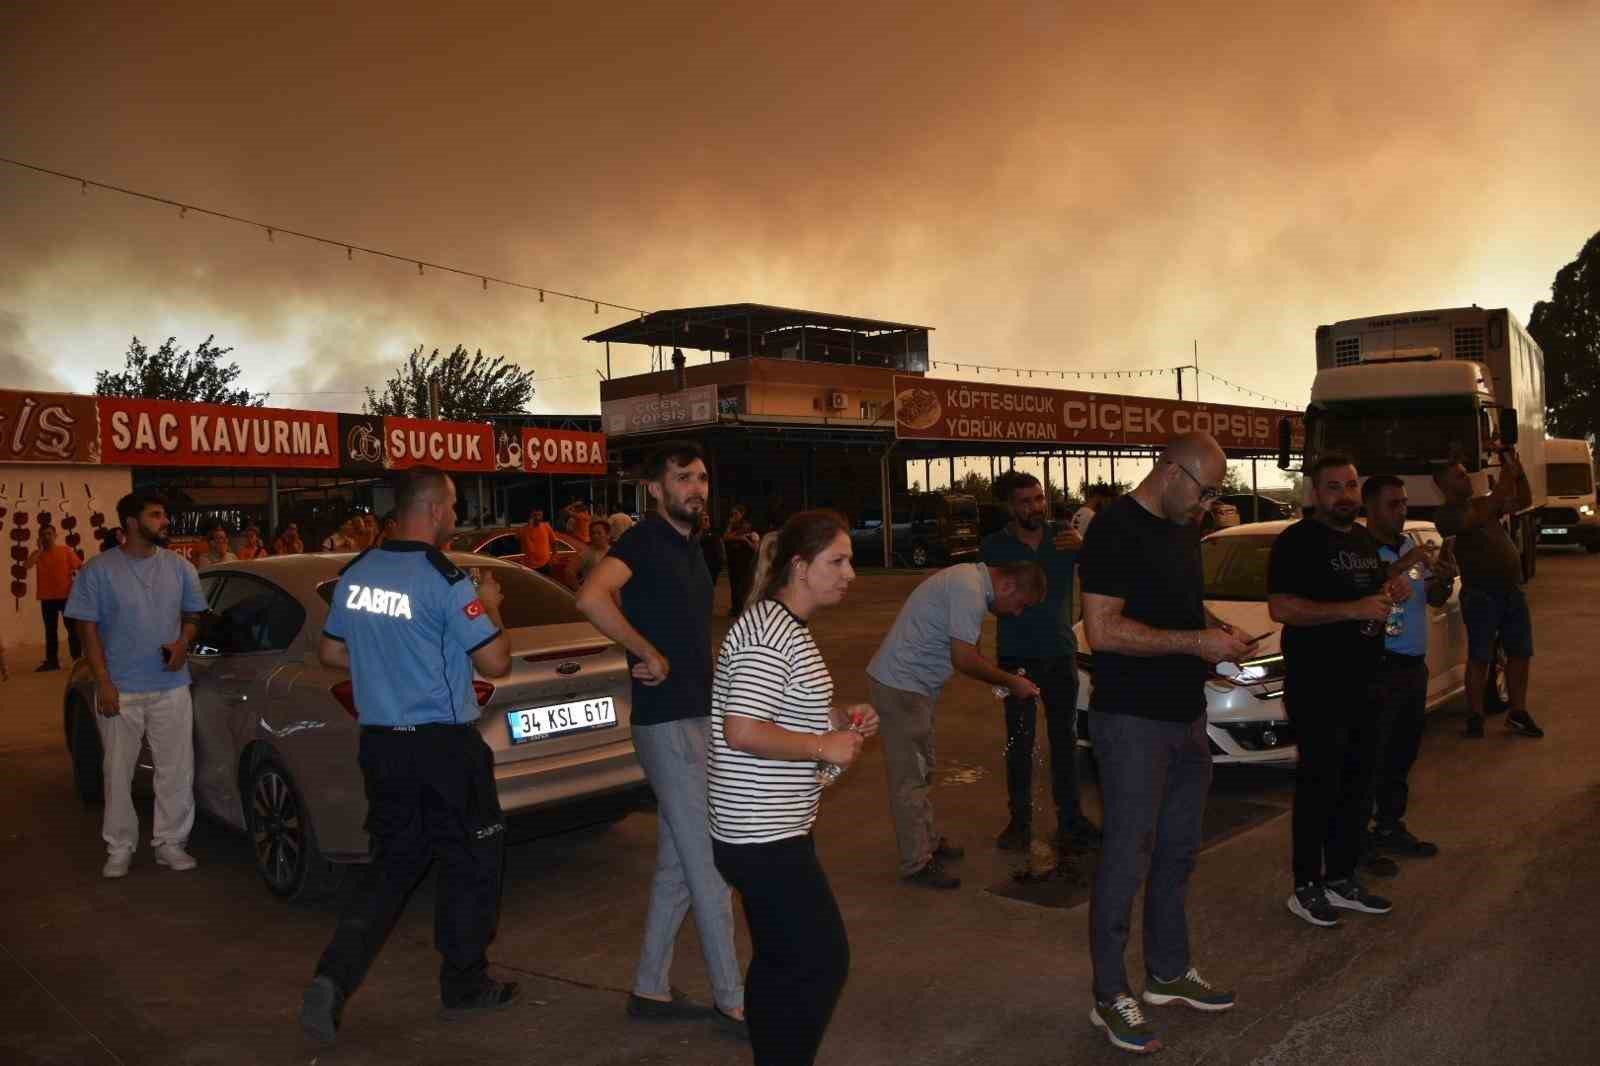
[{"x1": 869, "y1": 678, "x2": 941, "y2": 877}]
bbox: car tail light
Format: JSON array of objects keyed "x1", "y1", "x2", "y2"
[
  {"x1": 330, "y1": 680, "x2": 358, "y2": 719},
  {"x1": 472, "y1": 680, "x2": 496, "y2": 707}
]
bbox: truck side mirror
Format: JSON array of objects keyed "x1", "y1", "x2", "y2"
[
  {"x1": 1276, "y1": 418, "x2": 1293, "y2": 471},
  {"x1": 1499, "y1": 408, "x2": 1519, "y2": 446}
]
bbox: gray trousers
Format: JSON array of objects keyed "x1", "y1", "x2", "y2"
[
  {"x1": 869, "y1": 679, "x2": 941, "y2": 877},
  {"x1": 1088, "y1": 711, "x2": 1212, "y2": 1002},
  {"x1": 631, "y1": 717, "x2": 744, "y2": 1012}
]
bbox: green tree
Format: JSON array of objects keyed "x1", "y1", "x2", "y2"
[
  {"x1": 364, "y1": 345, "x2": 536, "y2": 420},
  {"x1": 953, "y1": 470, "x2": 992, "y2": 497},
  {"x1": 96, "y1": 335, "x2": 265, "y2": 406},
  {"x1": 1529, "y1": 230, "x2": 1600, "y2": 441}
]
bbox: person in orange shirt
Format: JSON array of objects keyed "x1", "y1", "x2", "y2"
[
  {"x1": 520, "y1": 508, "x2": 554, "y2": 572},
  {"x1": 274, "y1": 522, "x2": 305, "y2": 556},
  {"x1": 236, "y1": 526, "x2": 271, "y2": 560},
  {"x1": 564, "y1": 502, "x2": 593, "y2": 545},
  {"x1": 26, "y1": 524, "x2": 83, "y2": 670}
]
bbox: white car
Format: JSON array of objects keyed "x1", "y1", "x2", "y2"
[{"x1": 1074, "y1": 519, "x2": 1469, "y2": 766}]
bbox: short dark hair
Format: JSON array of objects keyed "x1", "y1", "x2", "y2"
[
  {"x1": 644, "y1": 439, "x2": 706, "y2": 481},
  {"x1": 1361, "y1": 474, "x2": 1405, "y2": 505},
  {"x1": 992, "y1": 470, "x2": 1041, "y2": 501},
  {"x1": 1308, "y1": 452, "x2": 1357, "y2": 482},
  {"x1": 116, "y1": 491, "x2": 166, "y2": 530},
  {"x1": 393, "y1": 466, "x2": 451, "y2": 516}
]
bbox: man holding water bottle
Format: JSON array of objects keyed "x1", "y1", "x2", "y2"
[
  {"x1": 1361, "y1": 476, "x2": 1456, "y2": 865},
  {"x1": 1268, "y1": 454, "x2": 1415, "y2": 929}
]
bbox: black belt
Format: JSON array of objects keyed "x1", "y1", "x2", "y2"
[
  {"x1": 361, "y1": 722, "x2": 474, "y2": 734},
  {"x1": 1378, "y1": 652, "x2": 1425, "y2": 664}
]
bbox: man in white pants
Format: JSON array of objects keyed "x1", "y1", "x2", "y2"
[{"x1": 67, "y1": 492, "x2": 209, "y2": 879}]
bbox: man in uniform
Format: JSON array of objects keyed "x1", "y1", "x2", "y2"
[{"x1": 299, "y1": 467, "x2": 516, "y2": 1044}]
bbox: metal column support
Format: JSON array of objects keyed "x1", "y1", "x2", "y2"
[
  {"x1": 879, "y1": 447, "x2": 896, "y2": 568},
  {"x1": 267, "y1": 472, "x2": 279, "y2": 539},
  {"x1": 1251, "y1": 458, "x2": 1259, "y2": 522}
]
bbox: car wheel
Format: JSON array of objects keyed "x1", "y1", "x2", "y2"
[
  {"x1": 245, "y1": 755, "x2": 342, "y2": 903},
  {"x1": 68, "y1": 697, "x2": 104, "y2": 805},
  {"x1": 1586, "y1": 540, "x2": 1600, "y2": 555},
  {"x1": 909, "y1": 543, "x2": 930, "y2": 568}
]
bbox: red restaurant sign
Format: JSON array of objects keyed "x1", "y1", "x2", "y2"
[
  {"x1": 0, "y1": 389, "x2": 101, "y2": 464},
  {"x1": 892, "y1": 375, "x2": 1303, "y2": 451},
  {"x1": 99, "y1": 398, "x2": 340, "y2": 468},
  {"x1": 382, "y1": 417, "x2": 495, "y2": 471},
  {"x1": 520, "y1": 427, "x2": 608, "y2": 475}
]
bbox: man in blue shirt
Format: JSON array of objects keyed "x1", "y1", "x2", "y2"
[
  {"x1": 980, "y1": 470, "x2": 1101, "y2": 855},
  {"x1": 1361, "y1": 476, "x2": 1456, "y2": 864},
  {"x1": 67, "y1": 492, "x2": 209, "y2": 880},
  {"x1": 300, "y1": 467, "x2": 515, "y2": 1045}
]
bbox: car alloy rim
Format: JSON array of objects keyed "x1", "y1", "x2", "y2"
[{"x1": 252, "y1": 769, "x2": 303, "y2": 891}]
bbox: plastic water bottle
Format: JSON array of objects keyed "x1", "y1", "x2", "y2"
[
  {"x1": 816, "y1": 715, "x2": 866, "y2": 787},
  {"x1": 992, "y1": 666, "x2": 1026, "y2": 701},
  {"x1": 1383, "y1": 565, "x2": 1422, "y2": 638}
]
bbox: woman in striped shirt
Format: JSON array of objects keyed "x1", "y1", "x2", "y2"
[{"x1": 709, "y1": 509, "x2": 879, "y2": 1066}]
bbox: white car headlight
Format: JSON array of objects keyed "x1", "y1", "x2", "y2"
[{"x1": 1581, "y1": 504, "x2": 1594, "y2": 516}]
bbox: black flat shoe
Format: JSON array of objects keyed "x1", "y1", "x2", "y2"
[
  {"x1": 439, "y1": 980, "x2": 521, "y2": 1021},
  {"x1": 713, "y1": 1006, "x2": 750, "y2": 1040},
  {"x1": 627, "y1": 987, "x2": 708, "y2": 1020}
]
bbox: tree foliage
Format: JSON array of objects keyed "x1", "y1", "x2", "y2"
[
  {"x1": 96, "y1": 335, "x2": 266, "y2": 407},
  {"x1": 1529, "y1": 230, "x2": 1600, "y2": 441},
  {"x1": 364, "y1": 345, "x2": 536, "y2": 420}
]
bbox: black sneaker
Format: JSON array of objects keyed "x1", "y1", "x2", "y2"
[
  {"x1": 439, "y1": 979, "x2": 522, "y2": 1021},
  {"x1": 1056, "y1": 818, "x2": 1104, "y2": 853},
  {"x1": 995, "y1": 820, "x2": 1032, "y2": 852},
  {"x1": 1324, "y1": 876, "x2": 1392, "y2": 915},
  {"x1": 299, "y1": 974, "x2": 345, "y2": 1044},
  {"x1": 1505, "y1": 709, "x2": 1545, "y2": 738},
  {"x1": 902, "y1": 860, "x2": 960, "y2": 890},
  {"x1": 34, "y1": 661, "x2": 60, "y2": 673},
  {"x1": 627, "y1": 987, "x2": 706, "y2": 1020},
  {"x1": 1287, "y1": 883, "x2": 1341, "y2": 927},
  {"x1": 1359, "y1": 847, "x2": 1400, "y2": 878},
  {"x1": 1461, "y1": 713, "x2": 1485, "y2": 738},
  {"x1": 932, "y1": 836, "x2": 965, "y2": 861},
  {"x1": 1372, "y1": 823, "x2": 1438, "y2": 858}
]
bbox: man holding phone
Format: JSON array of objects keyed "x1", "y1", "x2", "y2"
[{"x1": 1269, "y1": 454, "x2": 1412, "y2": 928}]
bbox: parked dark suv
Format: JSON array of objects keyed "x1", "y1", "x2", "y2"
[{"x1": 851, "y1": 492, "x2": 981, "y2": 568}]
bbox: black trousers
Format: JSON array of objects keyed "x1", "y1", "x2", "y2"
[
  {"x1": 1370, "y1": 654, "x2": 1429, "y2": 829},
  {"x1": 1284, "y1": 666, "x2": 1379, "y2": 886},
  {"x1": 41, "y1": 599, "x2": 81, "y2": 665},
  {"x1": 316, "y1": 725, "x2": 505, "y2": 1006},
  {"x1": 714, "y1": 834, "x2": 849, "y2": 1066},
  {"x1": 998, "y1": 655, "x2": 1083, "y2": 827}
]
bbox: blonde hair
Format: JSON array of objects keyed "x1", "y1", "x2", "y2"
[{"x1": 745, "y1": 531, "x2": 780, "y2": 612}]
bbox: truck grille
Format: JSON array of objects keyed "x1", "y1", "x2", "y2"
[
  {"x1": 1334, "y1": 336, "x2": 1361, "y2": 366},
  {"x1": 1454, "y1": 326, "x2": 1486, "y2": 361},
  {"x1": 1543, "y1": 508, "x2": 1579, "y2": 524}
]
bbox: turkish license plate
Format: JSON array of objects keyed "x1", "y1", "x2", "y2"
[
  {"x1": 1542, "y1": 527, "x2": 1568, "y2": 535},
  {"x1": 506, "y1": 697, "x2": 617, "y2": 744}
]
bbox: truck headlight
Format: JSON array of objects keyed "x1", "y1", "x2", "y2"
[{"x1": 1582, "y1": 504, "x2": 1595, "y2": 517}]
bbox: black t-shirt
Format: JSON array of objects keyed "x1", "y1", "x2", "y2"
[
  {"x1": 1078, "y1": 495, "x2": 1208, "y2": 723},
  {"x1": 608, "y1": 512, "x2": 714, "y2": 726},
  {"x1": 1266, "y1": 517, "x2": 1384, "y2": 676}
]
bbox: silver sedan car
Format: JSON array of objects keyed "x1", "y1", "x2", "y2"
[{"x1": 62, "y1": 552, "x2": 647, "y2": 900}]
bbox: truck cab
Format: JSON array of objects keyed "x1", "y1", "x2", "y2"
[{"x1": 1541, "y1": 437, "x2": 1600, "y2": 552}]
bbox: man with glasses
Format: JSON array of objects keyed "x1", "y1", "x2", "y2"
[{"x1": 1078, "y1": 432, "x2": 1251, "y2": 1055}]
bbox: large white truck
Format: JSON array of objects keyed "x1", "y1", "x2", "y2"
[
  {"x1": 1540, "y1": 437, "x2": 1599, "y2": 553},
  {"x1": 1281, "y1": 306, "x2": 1547, "y2": 580}
]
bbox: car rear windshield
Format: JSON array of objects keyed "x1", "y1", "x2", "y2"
[
  {"x1": 1202, "y1": 534, "x2": 1276, "y2": 601},
  {"x1": 316, "y1": 563, "x2": 585, "y2": 627}
]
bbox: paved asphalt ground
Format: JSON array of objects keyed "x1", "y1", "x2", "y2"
[{"x1": 3, "y1": 549, "x2": 1599, "y2": 1065}]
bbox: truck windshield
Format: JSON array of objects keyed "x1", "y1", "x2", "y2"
[
  {"x1": 1314, "y1": 409, "x2": 1479, "y2": 474},
  {"x1": 1548, "y1": 462, "x2": 1594, "y2": 497}
]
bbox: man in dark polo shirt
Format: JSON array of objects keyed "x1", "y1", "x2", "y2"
[
  {"x1": 980, "y1": 469, "x2": 1100, "y2": 855},
  {"x1": 1078, "y1": 432, "x2": 1251, "y2": 1055},
  {"x1": 576, "y1": 440, "x2": 745, "y2": 1035}
]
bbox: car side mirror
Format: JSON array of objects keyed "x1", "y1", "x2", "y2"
[{"x1": 1276, "y1": 418, "x2": 1293, "y2": 471}]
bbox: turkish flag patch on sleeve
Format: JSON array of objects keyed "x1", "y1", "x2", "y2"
[{"x1": 464, "y1": 598, "x2": 486, "y2": 619}]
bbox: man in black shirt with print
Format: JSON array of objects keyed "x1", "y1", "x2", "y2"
[
  {"x1": 577, "y1": 440, "x2": 746, "y2": 1036},
  {"x1": 1079, "y1": 432, "x2": 1252, "y2": 1056},
  {"x1": 1268, "y1": 452, "x2": 1415, "y2": 929}
]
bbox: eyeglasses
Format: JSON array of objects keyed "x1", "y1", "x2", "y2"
[{"x1": 1169, "y1": 461, "x2": 1221, "y2": 502}]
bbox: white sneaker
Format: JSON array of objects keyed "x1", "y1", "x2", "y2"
[
  {"x1": 102, "y1": 853, "x2": 132, "y2": 879},
  {"x1": 153, "y1": 844, "x2": 198, "y2": 871}
]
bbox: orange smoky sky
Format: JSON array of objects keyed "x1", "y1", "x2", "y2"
[{"x1": 2, "y1": 1, "x2": 1598, "y2": 421}]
